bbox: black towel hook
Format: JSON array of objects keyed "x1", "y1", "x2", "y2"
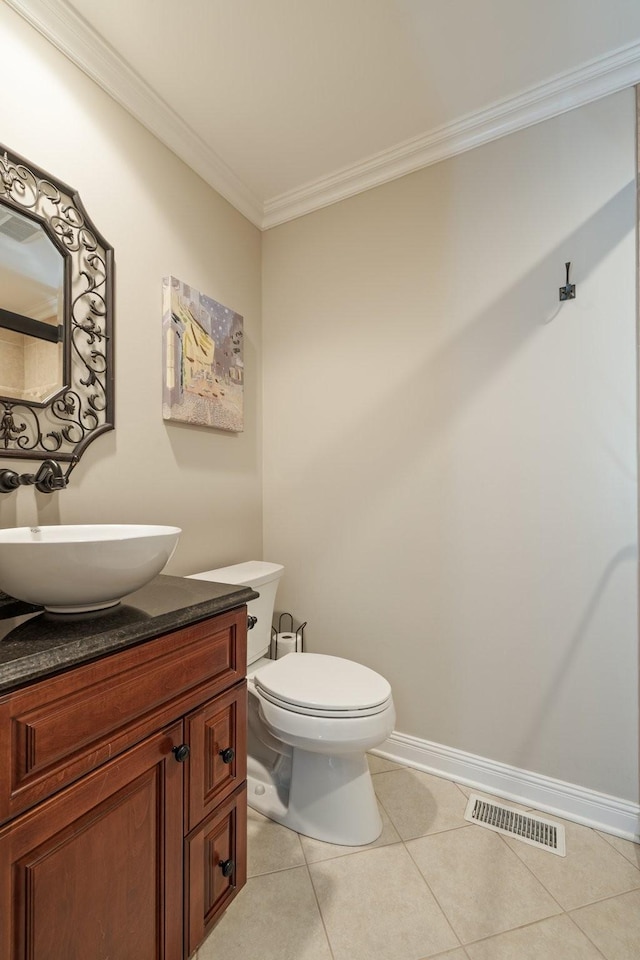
[{"x1": 559, "y1": 262, "x2": 576, "y2": 301}]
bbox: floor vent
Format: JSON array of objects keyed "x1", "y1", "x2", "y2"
[{"x1": 464, "y1": 794, "x2": 566, "y2": 857}]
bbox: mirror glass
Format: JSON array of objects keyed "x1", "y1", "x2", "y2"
[
  {"x1": 0, "y1": 145, "x2": 113, "y2": 464},
  {"x1": 0, "y1": 207, "x2": 64, "y2": 403}
]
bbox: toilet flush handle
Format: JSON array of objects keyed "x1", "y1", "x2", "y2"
[{"x1": 247, "y1": 615, "x2": 257, "y2": 630}]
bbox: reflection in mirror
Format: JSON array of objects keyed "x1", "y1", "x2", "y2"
[
  {"x1": 0, "y1": 145, "x2": 113, "y2": 485},
  {"x1": 0, "y1": 328, "x2": 63, "y2": 404},
  {"x1": 0, "y1": 210, "x2": 64, "y2": 402},
  {"x1": 0, "y1": 206, "x2": 63, "y2": 320}
]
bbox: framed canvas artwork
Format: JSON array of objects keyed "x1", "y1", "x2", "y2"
[{"x1": 162, "y1": 276, "x2": 244, "y2": 432}]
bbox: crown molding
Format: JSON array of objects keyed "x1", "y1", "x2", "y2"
[
  {"x1": 262, "y1": 39, "x2": 640, "y2": 229},
  {"x1": 4, "y1": 0, "x2": 264, "y2": 227},
  {"x1": 7, "y1": 0, "x2": 640, "y2": 231}
]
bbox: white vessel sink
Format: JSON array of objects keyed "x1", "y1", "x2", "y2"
[{"x1": 0, "y1": 524, "x2": 181, "y2": 613}]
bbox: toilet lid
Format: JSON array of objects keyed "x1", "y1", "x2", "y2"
[{"x1": 253, "y1": 653, "x2": 391, "y2": 716}]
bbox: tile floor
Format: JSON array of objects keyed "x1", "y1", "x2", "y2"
[{"x1": 197, "y1": 756, "x2": 640, "y2": 960}]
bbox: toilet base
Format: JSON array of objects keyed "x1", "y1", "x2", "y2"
[{"x1": 247, "y1": 749, "x2": 382, "y2": 846}]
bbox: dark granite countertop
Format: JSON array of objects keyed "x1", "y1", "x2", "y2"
[{"x1": 0, "y1": 574, "x2": 257, "y2": 695}]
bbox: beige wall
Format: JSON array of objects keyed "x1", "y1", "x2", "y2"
[
  {"x1": 262, "y1": 91, "x2": 639, "y2": 802},
  {"x1": 0, "y1": 4, "x2": 263, "y2": 574}
]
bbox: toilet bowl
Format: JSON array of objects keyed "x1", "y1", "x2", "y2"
[{"x1": 188, "y1": 561, "x2": 395, "y2": 845}]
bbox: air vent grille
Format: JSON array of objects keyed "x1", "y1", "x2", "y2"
[
  {"x1": 464, "y1": 794, "x2": 566, "y2": 856},
  {"x1": 0, "y1": 211, "x2": 41, "y2": 243}
]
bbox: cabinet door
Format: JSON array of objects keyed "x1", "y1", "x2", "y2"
[
  {"x1": 0, "y1": 722, "x2": 184, "y2": 960},
  {"x1": 185, "y1": 783, "x2": 247, "y2": 957},
  {"x1": 185, "y1": 681, "x2": 247, "y2": 831}
]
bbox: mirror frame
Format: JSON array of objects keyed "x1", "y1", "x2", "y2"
[{"x1": 0, "y1": 144, "x2": 113, "y2": 464}]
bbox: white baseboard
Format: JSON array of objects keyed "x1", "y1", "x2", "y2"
[{"x1": 372, "y1": 731, "x2": 640, "y2": 843}]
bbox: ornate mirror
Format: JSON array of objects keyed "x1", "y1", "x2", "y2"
[{"x1": 0, "y1": 145, "x2": 113, "y2": 492}]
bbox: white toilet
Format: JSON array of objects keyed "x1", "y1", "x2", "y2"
[{"x1": 188, "y1": 561, "x2": 395, "y2": 845}]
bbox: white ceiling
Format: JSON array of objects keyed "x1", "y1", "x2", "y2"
[{"x1": 8, "y1": 0, "x2": 640, "y2": 228}]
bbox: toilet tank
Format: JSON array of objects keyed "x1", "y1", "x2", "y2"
[{"x1": 187, "y1": 561, "x2": 284, "y2": 665}]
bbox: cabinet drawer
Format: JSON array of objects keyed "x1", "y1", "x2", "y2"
[
  {"x1": 0, "y1": 608, "x2": 247, "y2": 824},
  {"x1": 185, "y1": 682, "x2": 247, "y2": 832},
  {"x1": 185, "y1": 783, "x2": 247, "y2": 957}
]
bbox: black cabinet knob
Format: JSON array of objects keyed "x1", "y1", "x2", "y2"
[
  {"x1": 247, "y1": 615, "x2": 258, "y2": 630},
  {"x1": 219, "y1": 747, "x2": 235, "y2": 764},
  {"x1": 219, "y1": 858, "x2": 235, "y2": 878},
  {"x1": 172, "y1": 743, "x2": 190, "y2": 763}
]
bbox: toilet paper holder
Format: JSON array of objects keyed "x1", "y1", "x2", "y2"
[{"x1": 270, "y1": 612, "x2": 307, "y2": 659}]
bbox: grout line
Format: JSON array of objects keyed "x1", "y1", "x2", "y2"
[
  {"x1": 304, "y1": 859, "x2": 339, "y2": 960},
  {"x1": 401, "y1": 836, "x2": 465, "y2": 949},
  {"x1": 300, "y1": 838, "x2": 406, "y2": 868},
  {"x1": 247, "y1": 859, "x2": 308, "y2": 879},
  {"x1": 568, "y1": 884, "x2": 640, "y2": 911},
  {"x1": 595, "y1": 829, "x2": 640, "y2": 869},
  {"x1": 490, "y1": 828, "x2": 568, "y2": 914},
  {"x1": 372, "y1": 774, "x2": 475, "y2": 844},
  {"x1": 502, "y1": 816, "x2": 640, "y2": 905},
  {"x1": 564, "y1": 911, "x2": 609, "y2": 960},
  {"x1": 401, "y1": 822, "x2": 476, "y2": 842},
  {"x1": 416, "y1": 951, "x2": 472, "y2": 960},
  {"x1": 370, "y1": 789, "x2": 394, "y2": 831},
  {"x1": 457, "y1": 914, "x2": 606, "y2": 953}
]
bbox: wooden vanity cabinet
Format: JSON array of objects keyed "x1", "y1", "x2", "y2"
[{"x1": 0, "y1": 606, "x2": 248, "y2": 960}]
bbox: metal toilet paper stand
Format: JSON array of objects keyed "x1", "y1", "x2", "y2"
[{"x1": 270, "y1": 612, "x2": 307, "y2": 659}]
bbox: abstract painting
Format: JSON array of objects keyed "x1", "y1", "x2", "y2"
[{"x1": 162, "y1": 276, "x2": 244, "y2": 432}]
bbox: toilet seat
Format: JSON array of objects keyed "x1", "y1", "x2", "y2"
[{"x1": 253, "y1": 652, "x2": 392, "y2": 718}]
